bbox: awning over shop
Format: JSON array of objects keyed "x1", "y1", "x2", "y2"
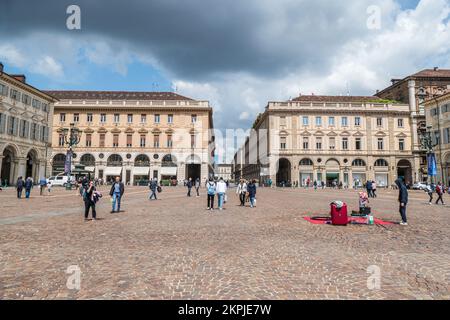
[
  {"x1": 104, "y1": 167, "x2": 123, "y2": 176},
  {"x1": 133, "y1": 167, "x2": 150, "y2": 175},
  {"x1": 160, "y1": 167, "x2": 177, "y2": 176}
]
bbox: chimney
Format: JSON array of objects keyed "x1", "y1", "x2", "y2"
[
  {"x1": 434, "y1": 67, "x2": 439, "y2": 71},
  {"x1": 11, "y1": 75, "x2": 26, "y2": 83},
  {"x1": 0, "y1": 62, "x2": 3, "y2": 74}
]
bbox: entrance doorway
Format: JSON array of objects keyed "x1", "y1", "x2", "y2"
[
  {"x1": 1, "y1": 146, "x2": 16, "y2": 185},
  {"x1": 276, "y1": 158, "x2": 291, "y2": 186},
  {"x1": 397, "y1": 159, "x2": 412, "y2": 184},
  {"x1": 326, "y1": 173, "x2": 339, "y2": 187},
  {"x1": 186, "y1": 164, "x2": 201, "y2": 181}
]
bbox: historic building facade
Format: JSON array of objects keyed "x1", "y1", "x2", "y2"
[
  {"x1": 234, "y1": 95, "x2": 416, "y2": 187},
  {"x1": 424, "y1": 91, "x2": 450, "y2": 185},
  {"x1": 47, "y1": 90, "x2": 214, "y2": 185},
  {"x1": 376, "y1": 68, "x2": 450, "y2": 181},
  {"x1": 214, "y1": 164, "x2": 233, "y2": 181},
  {"x1": 0, "y1": 63, "x2": 57, "y2": 185}
]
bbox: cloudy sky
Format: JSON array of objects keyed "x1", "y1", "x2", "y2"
[{"x1": 1, "y1": 0, "x2": 449, "y2": 162}]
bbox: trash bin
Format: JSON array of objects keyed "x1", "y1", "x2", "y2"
[{"x1": 65, "y1": 182, "x2": 72, "y2": 190}]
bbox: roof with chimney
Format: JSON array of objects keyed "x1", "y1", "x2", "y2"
[{"x1": 43, "y1": 90, "x2": 194, "y2": 101}]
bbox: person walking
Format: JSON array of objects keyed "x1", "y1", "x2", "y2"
[
  {"x1": 216, "y1": 177, "x2": 227, "y2": 210},
  {"x1": 366, "y1": 180, "x2": 373, "y2": 198},
  {"x1": 187, "y1": 177, "x2": 193, "y2": 197},
  {"x1": 435, "y1": 182, "x2": 445, "y2": 205},
  {"x1": 148, "y1": 178, "x2": 158, "y2": 200},
  {"x1": 236, "y1": 179, "x2": 247, "y2": 206},
  {"x1": 195, "y1": 178, "x2": 200, "y2": 197},
  {"x1": 109, "y1": 176, "x2": 125, "y2": 213},
  {"x1": 247, "y1": 179, "x2": 257, "y2": 208},
  {"x1": 395, "y1": 178, "x2": 408, "y2": 226},
  {"x1": 84, "y1": 181, "x2": 97, "y2": 221},
  {"x1": 25, "y1": 177, "x2": 33, "y2": 199},
  {"x1": 206, "y1": 178, "x2": 216, "y2": 210},
  {"x1": 39, "y1": 177, "x2": 47, "y2": 196},
  {"x1": 425, "y1": 183, "x2": 435, "y2": 204},
  {"x1": 16, "y1": 176, "x2": 24, "y2": 199},
  {"x1": 372, "y1": 181, "x2": 377, "y2": 198}
]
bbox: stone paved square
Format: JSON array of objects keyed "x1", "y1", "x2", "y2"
[{"x1": 0, "y1": 185, "x2": 449, "y2": 300}]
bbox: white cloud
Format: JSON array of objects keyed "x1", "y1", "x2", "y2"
[{"x1": 31, "y1": 56, "x2": 64, "y2": 78}]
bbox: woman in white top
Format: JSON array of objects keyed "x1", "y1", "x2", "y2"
[
  {"x1": 236, "y1": 180, "x2": 248, "y2": 207},
  {"x1": 216, "y1": 178, "x2": 227, "y2": 210}
]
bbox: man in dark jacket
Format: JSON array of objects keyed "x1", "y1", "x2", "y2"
[
  {"x1": 109, "y1": 176, "x2": 125, "y2": 213},
  {"x1": 25, "y1": 177, "x2": 33, "y2": 199},
  {"x1": 186, "y1": 177, "x2": 193, "y2": 197},
  {"x1": 16, "y1": 176, "x2": 24, "y2": 199},
  {"x1": 366, "y1": 180, "x2": 373, "y2": 198},
  {"x1": 148, "y1": 178, "x2": 158, "y2": 200},
  {"x1": 395, "y1": 178, "x2": 408, "y2": 226}
]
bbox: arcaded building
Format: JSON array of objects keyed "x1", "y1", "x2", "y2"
[
  {"x1": 376, "y1": 68, "x2": 450, "y2": 181},
  {"x1": 0, "y1": 64, "x2": 57, "y2": 185},
  {"x1": 47, "y1": 90, "x2": 214, "y2": 185},
  {"x1": 235, "y1": 95, "x2": 417, "y2": 188}
]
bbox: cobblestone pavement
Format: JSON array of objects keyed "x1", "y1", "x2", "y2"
[{"x1": 0, "y1": 185, "x2": 449, "y2": 300}]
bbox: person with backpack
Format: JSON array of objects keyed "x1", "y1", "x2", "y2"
[
  {"x1": 187, "y1": 177, "x2": 193, "y2": 197},
  {"x1": 109, "y1": 176, "x2": 125, "y2": 213},
  {"x1": 395, "y1": 178, "x2": 408, "y2": 226},
  {"x1": 84, "y1": 180, "x2": 98, "y2": 221},
  {"x1": 24, "y1": 177, "x2": 33, "y2": 199},
  {"x1": 149, "y1": 178, "x2": 158, "y2": 200},
  {"x1": 247, "y1": 179, "x2": 257, "y2": 208},
  {"x1": 206, "y1": 178, "x2": 216, "y2": 210},
  {"x1": 236, "y1": 179, "x2": 247, "y2": 206},
  {"x1": 216, "y1": 177, "x2": 227, "y2": 210},
  {"x1": 435, "y1": 182, "x2": 445, "y2": 205},
  {"x1": 16, "y1": 176, "x2": 24, "y2": 199}
]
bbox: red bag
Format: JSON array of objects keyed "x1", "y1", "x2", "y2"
[{"x1": 330, "y1": 203, "x2": 348, "y2": 226}]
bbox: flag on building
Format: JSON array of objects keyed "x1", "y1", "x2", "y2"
[{"x1": 427, "y1": 153, "x2": 437, "y2": 177}]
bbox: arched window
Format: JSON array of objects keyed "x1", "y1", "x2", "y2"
[
  {"x1": 352, "y1": 159, "x2": 366, "y2": 167},
  {"x1": 299, "y1": 158, "x2": 313, "y2": 166},
  {"x1": 80, "y1": 154, "x2": 95, "y2": 166},
  {"x1": 107, "y1": 154, "x2": 123, "y2": 167},
  {"x1": 162, "y1": 154, "x2": 177, "y2": 167},
  {"x1": 53, "y1": 153, "x2": 66, "y2": 166},
  {"x1": 374, "y1": 159, "x2": 388, "y2": 167},
  {"x1": 134, "y1": 154, "x2": 150, "y2": 167}
]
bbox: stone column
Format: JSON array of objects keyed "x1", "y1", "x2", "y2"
[
  {"x1": 38, "y1": 159, "x2": 46, "y2": 180},
  {"x1": 408, "y1": 80, "x2": 420, "y2": 151},
  {"x1": 17, "y1": 157, "x2": 27, "y2": 180},
  {"x1": 0, "y1": 155, "x2": 3, "y2": 183}
]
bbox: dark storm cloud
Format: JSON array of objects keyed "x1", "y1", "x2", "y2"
[{"x1": 0, "y1": 0, "x2": 376, "y2": 80}]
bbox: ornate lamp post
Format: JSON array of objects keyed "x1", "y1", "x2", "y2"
[
  {"x1": 58, "y1": 123, "x2": 81, "y2": 188},
  {"x1": 419, "y1": 125, "x2": 438, "y2": 183}
]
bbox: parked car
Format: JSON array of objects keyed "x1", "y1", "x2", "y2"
[
  {"x1": 47, "y1": 174, "x2": 75, "y2": 187},
  {"x1": 412, "y1": 182, "x2": 428, "y2": 190}
]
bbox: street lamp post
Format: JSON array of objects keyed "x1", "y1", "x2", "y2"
[
  {"x1": 59, "y1": 123, "x2": 81, "y2": 189},
  {"x1": 419, "y1": 125, "x2": 438, "y2": 184}
]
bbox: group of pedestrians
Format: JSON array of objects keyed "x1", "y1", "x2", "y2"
[
  {"x1": 236, "y1": 179, "x2": 257, "y2": 208},
  {"x1": 425, "y1": 182, "x2": 447, "y2": 205},
  {"x1": 15, "y1": 176, "x2": 33, "y2": 199},
  {"x1": 366, "y1": 180, "x2": 377, "y2": 198},
  {"x1": 204, "y1": 177, "x2": 227, "y2": 210}
]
